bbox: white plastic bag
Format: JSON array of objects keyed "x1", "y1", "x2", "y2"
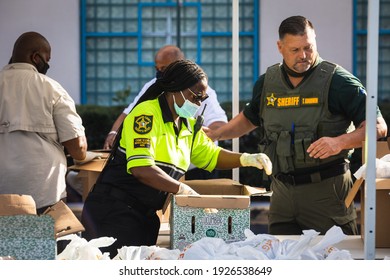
[
  {"x1": 56, "y1": 234, "x2": 115, "y2": 260},
  {"x1": 179, "y1": 237, "x2": 233, "y2": 260},
  {"x1": 276, "y1": 229, "x2": 319, "y2": 260},
  {"x1": 304, "y1": 226, "x2": 352, "y2": 260},
  {"x1": 354, "y1": 154, "x2": 390, "y2": 179},
  {"x1": 113, "y1": 245, "x2": 180, "y2": 260},
  {"x1": 178, "y1": 226, "x2": 352, "y2": 260}
]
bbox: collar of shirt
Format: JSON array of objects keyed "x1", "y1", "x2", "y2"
[
  {"x1": 3, "y1": 62, "x2": 38, "y2": 72},
  {"x1": 281, "y1": 56, "x2": 322, "y2": 89}
]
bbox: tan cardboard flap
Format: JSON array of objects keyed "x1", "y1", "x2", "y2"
[
  {"x1": 345, "y1": 178, "x2": 364, "y2": 208},
  {"x1": 184, "y1": 179, "x2": 245, "y2": 195},
  {"x1": 43, "y1": 200, "x2": 85, "y2": 238},
  {"x1": 69, "y1": 159, "x2": 106, "y2": 172},
  {"x1": 0, "y1": 194, "x2": 37, "y2": 215},
  {"x1": 172, "y1": 179, "x2": 271, "y2": 210},
  {"x1": 183, "y1": 178, "x2": 270, "y2": 196},
  {"x1": 175, "y1": 195, "x2": 250, "y2": 209},
  {"x1": 245, "y1": 185, "x2": 272, "y2": 196},
  {"x1": 375, "y1": 178, "x2": 390, "y2": 189}
]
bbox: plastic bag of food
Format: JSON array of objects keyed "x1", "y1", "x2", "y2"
[
  {"x1": 56, "y1": 234, "x2": 114, "y2": 260},
  {"x1": 113, "y1": 245, "x2": 180, "y2": 260},
  {"x1": 354, "y1": 154, "x2": 390, "y2": 179}
]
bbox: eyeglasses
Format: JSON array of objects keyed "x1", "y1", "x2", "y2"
[{"x1": 187, "y1": 88, "x2": 209, "y2": 102}]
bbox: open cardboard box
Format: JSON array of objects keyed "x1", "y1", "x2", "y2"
[
  {"x1": 168, "y1": 178, "x2": 271, "y2": 250},
  {"x1": 0, "y1": 194, "x2": 84, "y2": 239},
  {"x1": 346, "y1": 141, "x2": 390, "y2": 248},
  {"x1": 360, "y1": 141, "x2": 390, "y2": 248},
  {"x1": 68, "y1": 151, "x2": 109, "y2": 201}
]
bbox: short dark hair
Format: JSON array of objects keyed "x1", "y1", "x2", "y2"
[{"x1": 278, "y1": 16, "x2": 314, "y2": 40}]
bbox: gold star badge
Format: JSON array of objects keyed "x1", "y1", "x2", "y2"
[
  {"x1": 267, "y1": 93, "x2": 277, "y2": 106},
  {"x1": 134, "y1": 115, "x2": 153, "y2": 134}
]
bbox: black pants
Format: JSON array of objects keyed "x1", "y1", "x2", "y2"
[{"x1": 81, "y1": 192, "x2": 160, "y2": 258}]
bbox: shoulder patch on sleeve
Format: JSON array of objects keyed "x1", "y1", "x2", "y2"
[
  {"x1": 134, "y1": 138, "x2": 151, "y2": 148},
  {"x1": 133, "y1": 115, "x2": 153, "y2": 134}
]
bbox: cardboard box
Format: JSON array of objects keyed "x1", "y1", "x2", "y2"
[
  {"x1": 169, "y1": 179, "x2": 270, "y2": 250},
  {"x1": 68, "y1": 152, "x2": 109, "y2": 200},
  {"x1": 0, "y1": 194, "x2": 36, "y2": 215},
  {"x1": 0, "y1": 194, "x2": 84, "y2": 259},
  {"x1": 0, "y1": 215, "x2": 56, "y2": 260},
  {"x1": 360, "y1": 141, "x2": 390, "y2": 247}
]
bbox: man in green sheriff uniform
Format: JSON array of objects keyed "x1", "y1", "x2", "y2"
[{"x1": 206, "y1": 15, "x2": 387, "y2": 235}]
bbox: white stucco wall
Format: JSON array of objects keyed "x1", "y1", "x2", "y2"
[
  {"x1": 260, "y1": 0, "x2": 353, "y2": 74},
  {"x1": 0, "y1": 0, "x2": 80, "y2": 103}
]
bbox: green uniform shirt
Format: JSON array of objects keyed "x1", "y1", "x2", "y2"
[
  {"x1": 121, "y1": 95, "x2": 221, "y2": 177},
  {"x1": 244, "y1": 57, "x2": 382, "y2": 128}
]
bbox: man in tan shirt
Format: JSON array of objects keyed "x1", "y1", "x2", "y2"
[{"x1": 0, "y1": 32, "x2": 88, "y2": 213}]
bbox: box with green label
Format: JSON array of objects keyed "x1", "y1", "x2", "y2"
[{"x1": 168, "y1": 179, "x2": 270, "y2": 251}]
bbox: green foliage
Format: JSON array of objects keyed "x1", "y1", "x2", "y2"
[
  {"x1": 76, "y1": 105, "x2": 124, "y2": 150},
  {"x1": 112, "y1": 86, "x2": 131, "y2": 106}
]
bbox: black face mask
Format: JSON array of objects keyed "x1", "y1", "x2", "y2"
[
  {"x1": 282, "y1": 61, "x2": 307, "y2": 78},
  {"x1": 35, "y1": 54, "x2": 50, "y2": 74},
  {"x1": 155, "y1": 70, "x2": 163, "y2": 79}
]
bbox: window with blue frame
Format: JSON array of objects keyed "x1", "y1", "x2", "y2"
[
  {"x1": 80, "y1": 0, "x2": 259, "y2": 106},
  {"x1": 354, "y1": 0, "x2": 390, "y2": 102}
]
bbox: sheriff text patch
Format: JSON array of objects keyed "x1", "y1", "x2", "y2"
[
  {"x1": 134, "y1": 138, "x2": 151, "y2": 149},
  {"x1": 266, "y1": 93, "x2": 319, "y2": 108}
]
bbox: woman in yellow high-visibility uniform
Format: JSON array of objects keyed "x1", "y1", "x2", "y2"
[{"x1": 81, "y1": 60, "x2": 272, "y2": 258}]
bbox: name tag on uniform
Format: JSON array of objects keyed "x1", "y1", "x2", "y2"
[
  {"x1": 134, "y1": 138, "x2": 151, "y2": 149},
  {"x1": 266, "y1": 93, "x2": 319, "y2": 108}
]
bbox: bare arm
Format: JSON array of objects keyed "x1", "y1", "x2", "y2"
[
  {"x1": 62, "y1": 136, "x2": 88, "y2": 160},
  {"x1": 103, "y1": 112, "x2": 127, "y2": 149},
  {"x1": 376, "y1": 116, "x2": 388, "y2": 138},
  {"x1": 307, "y1": 117, "x2": 388, "y2": 159},
  {"x1": 214, "y1": 149, "x2": 242, "y2": 169},
  {"x1": 130, "y1": 165, "x2": 182, "y2": 193},
  {"x1": 204, "y1": 111, "x2": 257, "y2": 141},
  {"x1": 207, "y1": 120, "x2": 227, "y2": 131}
]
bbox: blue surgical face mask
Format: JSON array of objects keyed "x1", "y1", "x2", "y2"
[{"x1": 173, "y1": 91, "x2": 200, "y2": 118}]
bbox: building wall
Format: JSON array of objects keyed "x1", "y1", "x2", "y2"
[
  {"x1": 0, "y1": 0, "x2": 80, "y2": 102},
  {"x1": 0, "y1": 0, "x2": 353, "y2": 104},
  {"x1": 260, "y1": 0, "x2": 353, "y2": 73}
]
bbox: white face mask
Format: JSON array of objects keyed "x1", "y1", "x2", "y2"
[{"x1": 173, "y1": 91, "x2": 200, "y2": 118}]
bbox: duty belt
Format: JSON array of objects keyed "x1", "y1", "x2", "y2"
[
  {"x1": 90, "y1": 184, "x2": 156, "y2": 216},
  {"x1": 274, "y1": 162, "x2": 349, "y2": 186}
]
